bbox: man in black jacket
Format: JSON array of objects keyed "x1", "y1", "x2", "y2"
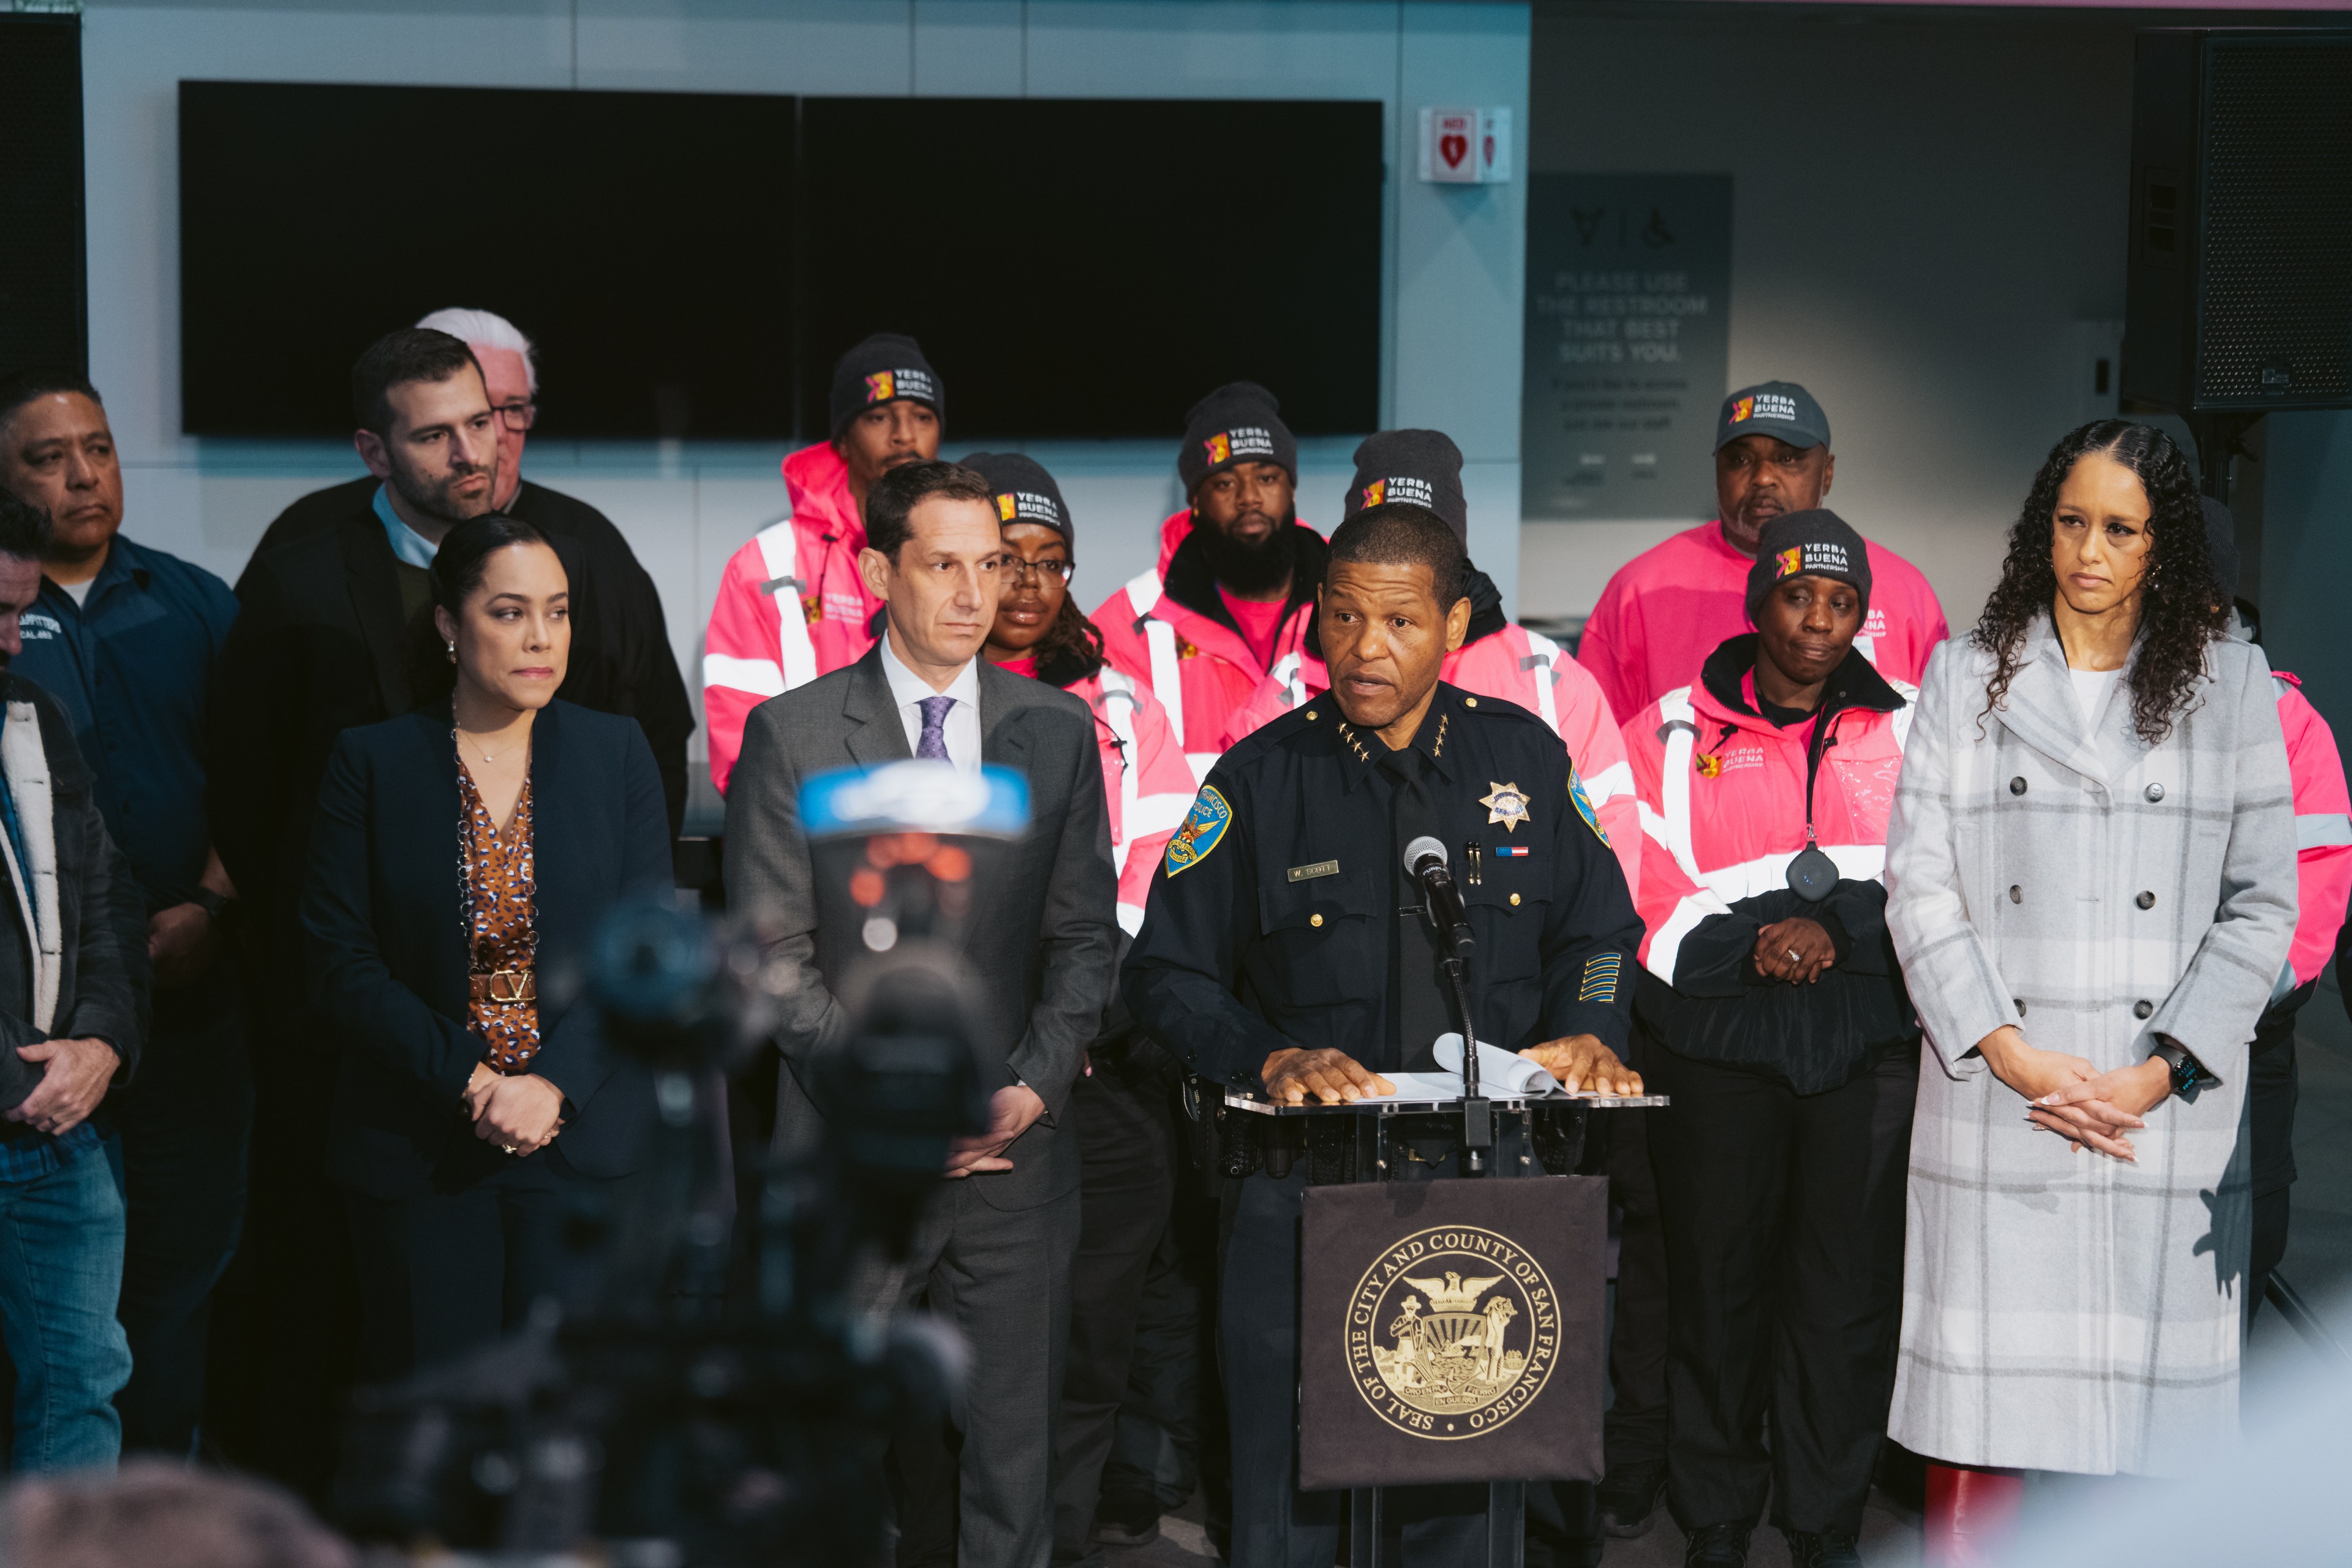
[
  {"x1": 0, "y1": 496, "x2": 149, "y2": 1470},
  {"x1": 243, "y1": 309, "x2": 692, "y2": 831},
  {"x1": 206, "y1": 326, "x2": 679, "y2": 1498}
]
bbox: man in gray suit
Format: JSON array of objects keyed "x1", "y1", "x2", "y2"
[{"x1": 723, "y1": 459, "x2": 1118, "y2": 1568}]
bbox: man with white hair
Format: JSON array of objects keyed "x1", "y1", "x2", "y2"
[{"x1": 248, "y1": 308, "x2": 693, "y2": 832}]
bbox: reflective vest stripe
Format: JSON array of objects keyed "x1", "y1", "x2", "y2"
[{"x1": 755, "y1": 521, "x2": 820, "y2": 693}]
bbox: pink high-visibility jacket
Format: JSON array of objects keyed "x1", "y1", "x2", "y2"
[
  {"x1": 1050, "y1": 666, "x2": 1199, "y2": 936},
  {"x1": 2271, "y1": 670, "x2": 2352, "y2": 995},
  {"x1": 1090, "y1": 518, "x2": 1323, "y2": 782},
  {"x1": 1221, "y1": 621, "x2": 1641, "y2": 902},
  {"x1": 1577, "y1": 519, "x2": 1948, "y2": 723},
  {"x1": 1622, "y1": 644, "x2": 1915, "y2": 986},
  {"x1": 702, "y1": 442, "x2": 887, "y2": 794}
]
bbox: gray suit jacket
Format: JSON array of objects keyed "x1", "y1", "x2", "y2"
[{"x1": 723, "y1": 645, "x2": 1118, "y2": 1210}]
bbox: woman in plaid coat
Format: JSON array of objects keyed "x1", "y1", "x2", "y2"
[{"x1": 1883, "y1": 422, "x2": 2295, "y2": 1555}]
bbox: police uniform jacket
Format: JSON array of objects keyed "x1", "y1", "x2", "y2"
[{"x1": 1122, "y1": 684, "x2": 1642, "y2": 1088}]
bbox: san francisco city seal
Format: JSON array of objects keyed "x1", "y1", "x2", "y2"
[{"x1": 1345, "y1": 1224, "x2": 1559, "y2": 1441}]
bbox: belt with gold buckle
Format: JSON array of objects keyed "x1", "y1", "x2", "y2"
[{"x1": 469, "y1": 968, "x2": 537, "y2": 1005}]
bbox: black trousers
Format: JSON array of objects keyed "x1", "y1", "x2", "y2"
[
  {"x1": 1602, "y1": 1101, "x2": 1668, "y2": 1471},
  {"x1": 344, "y1": 1145, "x2": 573, "y2": 1381},
  {"x1": 2246, "y1": 986, "x2": 2306, "y2": 1325},
  {"x1": 205, "y1": 1009, "x2": 359, "y2": 1502},
  {"x1": 113, "y1": 984, "x2": 251, "y2": 1457},
  {"x1": 1052, "y1": 1058, "x2": 1180, "y2": 1561},
  {"x1": 888, "y1": 1174, "x2": 1082, "y2": 1568},
  {"x1": 1221, "y1": 1164, "x2": 1487, "y2": 1568},
  {"x1": 1646, "y1": 1041, "x2": 1917, "y2": 1537}
]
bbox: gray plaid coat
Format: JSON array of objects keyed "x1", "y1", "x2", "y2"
[{"x1": 1883, "y1": 617, "x2": 2295, "y2": 1477}]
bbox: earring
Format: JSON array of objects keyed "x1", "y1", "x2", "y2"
[{"x1": 445, "y1": 642, "x2": 457, "y2": 665}]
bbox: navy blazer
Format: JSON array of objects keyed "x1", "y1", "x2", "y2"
[{"x1": 302, "y1": 699, "x2": 672, "y2": 1199}]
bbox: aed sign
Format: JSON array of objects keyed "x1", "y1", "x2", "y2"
[{"x1": 1418, "y1": 106, "x2": 1512, "y2": 184}]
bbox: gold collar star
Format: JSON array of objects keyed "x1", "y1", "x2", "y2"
[{"x1": 1480, "y1": 781, "x2": 1532, "y2": 834}]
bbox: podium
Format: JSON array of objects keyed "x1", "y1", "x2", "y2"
[{"x1": 1221, "y1": 1080, "x2": 1666, "y2": 1568}]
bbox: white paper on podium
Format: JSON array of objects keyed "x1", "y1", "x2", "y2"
[{"x1": 1433, "y1": 1033, "x2": 1558, "y2": 1094}]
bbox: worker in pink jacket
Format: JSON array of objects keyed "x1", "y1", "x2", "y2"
[
  {"x1": 1577, "y1": 382, "x2": 1948, "y2": 723},
  {"x1": 701, "y1": 333, "x2": 944, "y2": 794},
  {"x1": 1218, "y1": 431, "x2": 1641, "y2": 902},
  {"x1": 2202, "y1": 499, "x2": 2352, "y2": 1324},
  {"x1": 963, "y1": 450, "x2": 1199, "y2": 1565},
  {"x1": 1619, "y1": 510, "x2": 1920, "y2": 1567},
  {"x1": 1090, "y1": 382, "x2": 1324, "y2": 782}
]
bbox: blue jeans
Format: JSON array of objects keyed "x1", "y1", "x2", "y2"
[{"x1": 0, "y1": 1142, "x2": 130, "y2": 1470}]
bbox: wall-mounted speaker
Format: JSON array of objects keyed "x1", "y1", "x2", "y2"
[
  {"x1": 0, "y1": 15, "x2": 87, "y2": 376},
  {"x1": 2125, "y1": 29, "x2": 2352, "y2": 415}
]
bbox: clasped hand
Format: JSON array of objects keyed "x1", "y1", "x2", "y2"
[
  {"x1": 1974, "y1": 1025, "x2": 2171, "y2": 1162},
  {"x1": 1754, "y1": 917, "x2": 1835, "y2": 985},
  {"x1": 464, "y1": 1063, "x2": 565, "y2": 1155}
]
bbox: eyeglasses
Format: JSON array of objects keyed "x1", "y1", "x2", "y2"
[
  {"x1": 1002, "y1": 557, "x2": 1074, "y2": 584},
  {"x1": 493, "y1": 402, "x2": 538, "y2": 432}
]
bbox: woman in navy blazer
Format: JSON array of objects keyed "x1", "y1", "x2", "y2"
[{"x1": 301, "y1": 513, "x2": 670, "y2": 1379}]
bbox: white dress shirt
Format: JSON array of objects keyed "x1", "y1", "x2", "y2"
[{"x1": 878, "y1": 633, "x2": 982, "y2": 774}]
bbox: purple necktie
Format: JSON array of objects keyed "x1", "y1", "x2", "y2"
[{"x1": 916, "y1": 695, "x2": 955, "y2": 762}]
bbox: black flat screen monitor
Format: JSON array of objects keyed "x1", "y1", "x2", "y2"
[
  {"x1": 179, "y1": 81, "x2": 796, "y2": 440},
  {"x1": 799, "y1": 96, "x2": 1384, "y2": 439},
  {"x1": 178, "y1": 85, "x2": 1384, "y2": 440}
]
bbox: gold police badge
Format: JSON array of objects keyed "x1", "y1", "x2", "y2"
[
  {"x1": 1346, "y1": 1225, "x2": 1558, "y2": 1441},
  {"x1": 1479, "y1": 781, "x2": 1532, "y2": 834}
]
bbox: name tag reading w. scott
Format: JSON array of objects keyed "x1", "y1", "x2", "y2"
[{"x1": 1287, "y1": 860, "x2": 1341, "y2": 883}]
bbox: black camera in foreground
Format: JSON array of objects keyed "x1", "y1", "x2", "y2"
[{"x1": 334, "y1": 761, "x2": 1035, "y2": 1567}]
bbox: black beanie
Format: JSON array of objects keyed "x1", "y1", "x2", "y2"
[
  {"x1": 1177, "y1": 382, "x2": 1297, "y2": 498},
  {"x1": 1746, "y1": 509, "x2": 1872, "y2": 624},
  {"x1": 2201, "y1": 496, "x2": 2240, "y2": 601},
  {"x1": 828, "y1": 333, "x2": 944, "y2": 438},
  {"x1": 960, "y1": 451, "x2": 1072, "y2": 548},
  {"x1": 1341, "y1": 429, "x2": 1469, "y2": 542}
]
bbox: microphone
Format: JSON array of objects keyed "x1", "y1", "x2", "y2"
[{"x1": 1403, "y1": 836, "x2": 1475, "y2": 960}]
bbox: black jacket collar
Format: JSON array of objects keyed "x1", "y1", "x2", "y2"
[
  {"x1": 1161, "y1": 519, "x2": 1327, "y2": 635},
  {"x1": 1698, "y1": 634, "x2": 1906, "y2": 726}
]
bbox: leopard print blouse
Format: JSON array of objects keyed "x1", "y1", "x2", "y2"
[{"x1": 457, "y1": 746, "x2": 539, "y2": 1072}]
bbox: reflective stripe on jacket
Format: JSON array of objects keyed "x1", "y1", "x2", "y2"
[
  {"x1": 2274, "y1": 670, "x2": 2352, "y2": 994},
  {"x1": 1065, "y1": 666, "x2": 1197, "y2": 936},
  {"x1": 701, "y1": 442, "x2": 885, "y2": 794},
  {"x1": 1623, "y1": 642, "x2": 1915, "y2": 983},
  {"x1": 1090, "y1": 519, "x2": 1322, "y2": 782}
]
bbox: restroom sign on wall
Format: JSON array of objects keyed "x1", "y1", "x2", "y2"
[{"x1": 1418, "y1": 106, "x2": 1512, "y2": 184}]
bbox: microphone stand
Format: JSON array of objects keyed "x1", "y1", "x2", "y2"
[
  {"x1": 1430, "y1": 926, "x2": 1486, "y2": 1170},
  {"x1": 1442, "y1": 950, "x2": 1491, "y2": 1175}
]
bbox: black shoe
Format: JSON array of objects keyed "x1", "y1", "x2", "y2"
[
  {"x1": 1782, "y1": 1529, "x2": 1863, "y2": 1567},
  {"x1": 1683, "y1": 1522, "x2": 1752, "y2": 1567},
  {"x1": 1596, "y1": 1457, "x2": 1668, "y2": 1538},
  {"x1": 1091, "y1": 1496, "x2": 1161, "y2": 1550}
]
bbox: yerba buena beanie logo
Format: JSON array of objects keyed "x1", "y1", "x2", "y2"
[
  {"x1": 828, "y1": 331, "x2": 945, "y2": 437},
  {"x1": 1346, "y1": 1224, "x2": 1559, "y2": 1440},
  {"x1": 1744, "y1": 507, "x2": 1872, "y2": 624},
  {"x1": 959, "y1": 451, "x2": 1073, "y2": 547},
  {"x1": 1342, "y1": 429, "x2": 1470, "y2": 542},
  {"x1": 1178, "y1": 382, "x2": 1298, "y2": 497}
]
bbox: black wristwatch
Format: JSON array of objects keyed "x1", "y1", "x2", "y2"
[
  {"x1": 190, "y1": 888, "x2": 235, "y2": 922},
  {"x1": 2149, "y1": 1041, "x2": 2209, "y2": 1104}
]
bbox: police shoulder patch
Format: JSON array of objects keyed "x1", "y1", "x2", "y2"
[
  {"x1": 1165, "y1": 785, "x2": 1232, "y2": 876},
  {"x1": 1567, "y1": 766, "x2": 1608, "y2": 846}
]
